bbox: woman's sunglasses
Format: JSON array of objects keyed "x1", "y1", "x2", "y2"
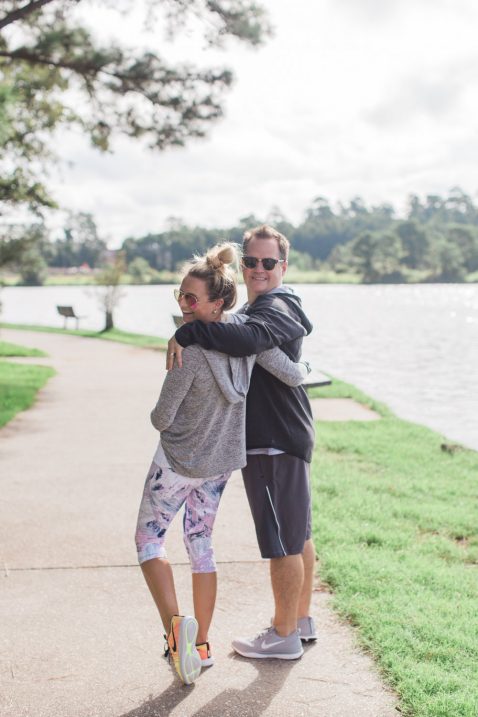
[
  {"x1": 241, "y1": 256, "x2": 285, "y2": 271},
  {"x1": 174, "y1": 288, "x2": 200, "y2": 309}
]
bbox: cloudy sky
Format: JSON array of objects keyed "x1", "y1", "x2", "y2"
[{"x1": 50, "y1": 0, "x2": 478, "y2": 246}]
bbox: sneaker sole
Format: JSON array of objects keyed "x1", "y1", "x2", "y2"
[
  {"x1": 232, "y1": 646, "x2": 304, "y2": 660},
  {"x1": 177, "y1": 617, "x2": 201, "y2": 684},
  {"x1": 300, "y1": 635, "x2": 318, "y2": 642}
]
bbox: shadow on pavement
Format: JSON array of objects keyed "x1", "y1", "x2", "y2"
[
  {"x1": 192, "y1": 656, "x2": 296, "y2": 717},
  {"x1": 118, "y1": 680, "x2": 194, "y2": 717},
  {"x1": 118, "y1": 654, "x2": 297, "y2": 717}
]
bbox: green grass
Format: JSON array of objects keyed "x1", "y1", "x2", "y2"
[
  {"x1": 0, "y1": 337, "x2": 52, "y2": 426},
  {"x1": 0, "y1": 340, "x2": 47, "y2": 357},
  {"x1": 0, "y1": 323, "x2": 168, "y2": 350},
  {"x1": 2, "y1": 270, "x2": 182, "y2": 286},
  {"x1": 310, "y1": 380, "x2": 478, "y2": 716},
  {"x1": 43, "y1": 271, "x2": 181, "y2": 285},
  {"x1": 0, "y1": 360, "x2": 55, "y2": 427}
]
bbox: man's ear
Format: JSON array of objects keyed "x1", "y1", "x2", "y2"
[{"x1": 281, "y1": 260, "x2": 288, "y2": 276}]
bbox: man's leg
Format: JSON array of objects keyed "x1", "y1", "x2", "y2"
[
  {"x1": 240, "y1": 454, "x2": 313, "y2": 636},
  {"x1": 272, "y1": 537, "x2": 316, "y2": 636},
  {"x1": 298, "y1": 538, "x2": 316, "y2": 619},
  {"x1": 271, "y1": 553, "x2": 304, "y2": 636},
  {"x1": 266, "y1": 455, "x2": 313, "y2": 634}
]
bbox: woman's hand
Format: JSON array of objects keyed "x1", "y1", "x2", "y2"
[{"x1": 166, "y1": 337, "x2": 184, "y2": 370}]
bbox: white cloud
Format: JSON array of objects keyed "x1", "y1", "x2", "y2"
[{"x1": 45, "y1": 0, "x2": 478, "y2": 246}]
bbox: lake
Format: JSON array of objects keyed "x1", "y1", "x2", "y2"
[{"x1": 2, "y1": 283, "x2": 478, "y2": 451}]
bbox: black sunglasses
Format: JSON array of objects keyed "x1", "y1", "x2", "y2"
[{"x1": 241, "y1": 256, "x2": 285, "y2": 271}]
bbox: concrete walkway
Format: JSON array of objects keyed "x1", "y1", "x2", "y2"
[{"x1": 0, "y1": 329, "x2": 398, "y2": 717}]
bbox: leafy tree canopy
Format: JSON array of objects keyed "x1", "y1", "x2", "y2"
[{"x1": 0, "y1": 0, "x2": 271, "y2": 215}]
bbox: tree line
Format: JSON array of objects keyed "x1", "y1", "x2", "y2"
[
  {"x1": 295, "y1": 188, "x2": 478, "y2": 282},
  {"x1": 3, "y1": 187, "x2": 478, "y2": 285},
  {"x1": 118, "y1": 186, "x2": 478, "y2": 283}
]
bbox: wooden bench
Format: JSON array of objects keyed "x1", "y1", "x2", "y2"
[{"x1": 56, "y1": 305, "x2": 84, "y2": 330}]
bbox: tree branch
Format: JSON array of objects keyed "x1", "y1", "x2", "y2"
[
  {"x1": 0, "y1": 48, "x2": 101, "y2": 79},
  {"x1": 0, "y1": 47, "x2": 230, "y2": 94},
  {"x1": 0, "y1": 0, "x2": 270, "y2": 215},
  {"x1": 0, "y1": 0, "x2": 58, "y2": 31}
]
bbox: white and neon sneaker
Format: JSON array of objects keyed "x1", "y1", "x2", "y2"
[
  {"x1": 196, "y1": 641, "x2": 214, "y2": 667},
  {"x1": 166, "y1": 615, "x2": 201, "y2": 685}
]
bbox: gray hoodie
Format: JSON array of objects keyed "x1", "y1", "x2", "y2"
[{"x1": 150, "y1": 322, "x2": 307, "y2": 478}]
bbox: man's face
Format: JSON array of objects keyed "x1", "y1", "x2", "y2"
[{"x1": 242, "y1": 237, "x2": 287, "y2": 303}]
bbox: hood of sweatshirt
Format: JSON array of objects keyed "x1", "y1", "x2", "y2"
[
  {"x1": 245, "y1": 285, "x2": 313, "y2": 336},
  {"x1": 201, "y1": 349, "x2": 255, "y2": 405}
]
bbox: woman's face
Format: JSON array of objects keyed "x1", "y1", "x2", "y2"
[{"x1": 176, "y1": 275, "x2": 224, "y2": 323}]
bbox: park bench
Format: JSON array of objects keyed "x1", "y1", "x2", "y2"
[
  {"x1": 171, "y1": 314, "x2": 331, "y2": 389},
  {"x1": 56, "y1": 305, "x2": 85, "y2": 330}
]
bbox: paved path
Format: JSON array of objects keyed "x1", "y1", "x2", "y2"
[{"x1": 0, "y1": 329, "x2": 398, "y2": 717}]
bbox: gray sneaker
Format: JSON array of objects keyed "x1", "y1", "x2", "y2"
[
  {"x1": 232, "y1": 626, "x2": 304, "y2": 660},
  {"x1": 298, "y1": 616, "x2": 317, "y2": 642}
]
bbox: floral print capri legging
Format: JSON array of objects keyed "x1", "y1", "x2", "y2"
[{"x1": 135, "y1": 461, "x2": 231, "y2": 573}]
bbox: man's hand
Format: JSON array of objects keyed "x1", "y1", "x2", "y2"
[{"x1": 166, "y1": 337, "x2": 184, "y2": 370}]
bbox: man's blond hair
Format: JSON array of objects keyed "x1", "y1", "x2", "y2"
[{"x1": 242, "y1": 225, "x2": 289, "y2": 261}]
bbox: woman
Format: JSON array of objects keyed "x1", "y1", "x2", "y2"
[{"x1": 134, "y1": 242, "x2": 308, "y2": 685}]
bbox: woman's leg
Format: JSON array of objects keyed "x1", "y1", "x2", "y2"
[
  {"x1": 141, "y1": 558, "x2": 179, "y2": 635},
  {"x1": 135, "y1": 462, "x2": 192, "y2": 634},
  {"x1": 192, "y1": 572, "x2": 217, "y2": 644},
  {"x1": 183, "y1": 472, "x2": 231, "y2": 644}
]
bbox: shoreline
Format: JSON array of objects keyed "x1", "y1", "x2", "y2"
[{"x1": 2, "y1": 277, "x2": 478, "y2": 287}]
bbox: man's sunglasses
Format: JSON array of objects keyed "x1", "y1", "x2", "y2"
[
  {"x1": 174, "y1": 288, "x2": 199, "y2": 309},
  {"x1": 241, "y1": 256, "x2": 285, "y2": 271}
]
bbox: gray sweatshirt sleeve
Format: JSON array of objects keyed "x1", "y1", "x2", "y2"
[
  {"x1": 150, "y1": 365, "x2": 195, "y2": 432},
  {"x1": 256, "y1": 348, "x2": 309, "y2": 386}
]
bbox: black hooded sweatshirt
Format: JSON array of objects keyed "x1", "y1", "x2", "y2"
[{"x1": 175, "y1": 288, "x2": 315, "y2": 463}]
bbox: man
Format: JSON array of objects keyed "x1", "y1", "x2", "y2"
[{"x1": 167, "y1": 225, "x2": 316, "y2": 660}]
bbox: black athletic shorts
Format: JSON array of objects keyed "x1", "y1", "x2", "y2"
[{"x1": 241, "y1": 453, "x2": 312, "y2": 559}]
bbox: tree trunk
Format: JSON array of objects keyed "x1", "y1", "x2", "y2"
[{"x1": 104, "y1": 310, "x2": 114, "y2": 331}]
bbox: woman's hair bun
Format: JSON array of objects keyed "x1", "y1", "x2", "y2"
[{"x1": 206, "y1": 242, "x2": 237, "y2": 270}]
